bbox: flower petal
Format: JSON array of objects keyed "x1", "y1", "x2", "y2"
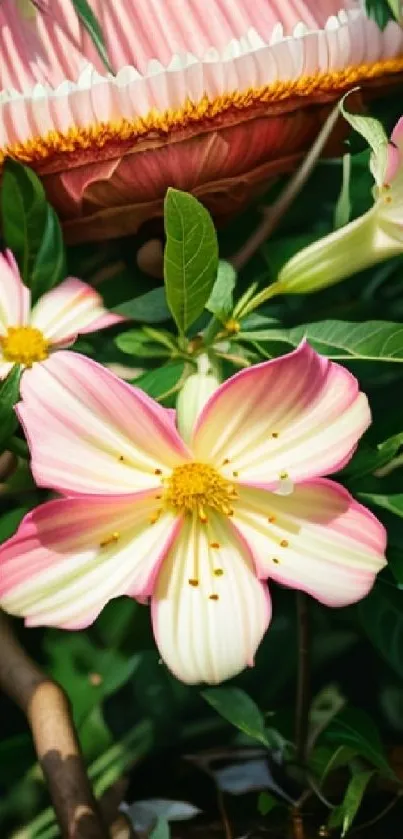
[
  {"x1": 192, "y1": 342, "x2": 370, "y2": 487},
  {"x1": 232, "y1": 479, "x2": 386, "y2": 607},
  {"x1": 0, "y1": 360, "x2": 15, "y2": 381},
  {"x1": 0, "y1": 491, "x2": 179, "y2": 628},
  {"x1": 152, "y1": 511, "x2": 271, "y2": 684},
  {"x1": 30, "y1": 277, "x2": 124, "y2": 344},
  {"x1": 0, "y1": 250, "x2": 30, "y2": 332},
  {"x1": 18, "y1": 351, "x2": 190, "y2": 495}
]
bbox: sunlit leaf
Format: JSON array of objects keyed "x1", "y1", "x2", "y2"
[
  {"x1": 238, "y1": 320, "x2": 403, "y2": 362},
  {"x1": 164, "y1": 189, "x2": 219, "y2": 333},
  {"x1": 206, "y1": 260, "x2": 237, "y2": 321}
]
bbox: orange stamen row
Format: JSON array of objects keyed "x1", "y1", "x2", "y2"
[{"x1": 2, "y1": 58, "x2": 403, "y2": 167}]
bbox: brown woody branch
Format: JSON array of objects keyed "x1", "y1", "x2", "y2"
[{"x1": 0, "y1": 611, "x2": 109, "y2": 839}]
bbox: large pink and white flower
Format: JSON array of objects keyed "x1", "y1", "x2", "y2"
[
  {"x1": 1, "y1": 0, "x2": 403, "y2": 242},
  {"x1": 0, "y1": 343, "x2": 386, "y2": 684},
  {"x1": 0, "y1": 249, "x2": 122, "y2": 379}
]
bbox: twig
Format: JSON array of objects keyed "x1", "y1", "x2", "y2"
[
  {"x1": 230, "y1": 102, "x2": 342, "y2": 272},
  {"x1": 0, "y1": 611, "x2": 108, "y2": 839},
  {"x1": 216, "y1": 788, "x2": 233, "y2": 839},
  {"x1": 349, "y1": 791, "x2": 403, "y2": 836},
  {"x1": 295, "y1": 592, "x2": 310, "y2": 767}
]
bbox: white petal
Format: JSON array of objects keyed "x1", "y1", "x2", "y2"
[{"x1": 152, "y1": 511, "x2": 271, "y2": 684}]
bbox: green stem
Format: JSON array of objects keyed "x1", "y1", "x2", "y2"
[
  {"x1": 230, "y1": 102, "x2": 341, "y2": 273},
  {"x1": 203, "y1": 316, "x2": 223, "y2": 346},
  {"x1": 295, "y1": 592, "x2": 310, "y2": 767},
  {"x1": 7, "y1": 436, "x2": 29, "y2": 459}
]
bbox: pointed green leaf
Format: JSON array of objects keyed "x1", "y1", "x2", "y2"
[
  {"x1": 340, "y1": 94, "x2": 388, "y2": 181},
  {"x1": 1, "y1": 160, "x2": 65, "y2": 301},
  {"x1": 164, "y1": 189, "x2": 219, "y2": 333},
  {"x1": 238, "y1": 320, "x2": 403, "y2": 363},
  {"x1": 202, "y1": 687, "x2": 269, "y2": 747},
  {"x1": 321, "y1": 708, "x2": 393, "y2": 777},
  {"x1": 206, "y1": 260, "x2": 237, "y2": 321},
  {"x1": 113, "y1": 287, "x2": 171, "y2": 323},
  {"x1": 358, "y1": 493, "x2": 403, "y2": 518},
  {"x1": 0, "y1": 367, "x2": 21, "y2": 449},
  {"x1": 71, "y1": 0, "x2": 113, "y2": 73},
  {"x1": 328, "y1": 770, "x2": 375, "y2": 835}
]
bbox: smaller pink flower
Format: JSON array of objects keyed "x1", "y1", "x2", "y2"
[
  {"x1": 0, "y1": 249, "x2": 123, "y2": 379},
  {"x1": 0, "y1": 343, "x2": 387, "y2": 685}
]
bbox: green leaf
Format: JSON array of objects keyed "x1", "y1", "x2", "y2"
[
  {"x1": 150, "y1": 818, "x2": 171, "y2": 839},
  {"x1": 202, "y1": 687, "x2": 269, "y2": 747},
  {"x1": 132, "y1": 362, "x2": 185, "y2": 401},
  {"x1": 310, "y1": 745, "x2": 358, "y2": 785},
  {"x1": 1, "y1": 160, "x2": 66, "y2": 301},
  {"x1": 113, "y1": 287, "x2": 171, "y2": 323},
  {"x1": 334, "y1": 154, "x2": 352, "y2": 230},
  {"x1": 365, "y1": 0, "x2": 399, "y2": 28},
  {"x1": 206, "y1": 260, "x2": 237, "y2": 321},
  {"x1": 342, "y1": 432, "x2": 403, "y2": 480},
  {"x1": 164, "y1": 189, "x2": 219, "y2": 333},
  {"x1": 340, "y1": 93, "x2": 389, "y2": 179},
  {"x1": 321, "y1": 708, "x2": 393, "y2": 777},
  {"x1": 0, "y1": 366, "x2": 21, "y2": 449},
  {"x1": 358, "y1": 493, "x2": 403, "y2": 518},
  {"x1": 328, "y1": 770, "x2": 375, "y2": 835},
  {"x1": 71, "y1": 0, "x2": 113, "y2": 73},
  {"x1": 359, "y1": 584, "x2": 403, "y2": 680},
  {"x1": 238, "y1": 320, "x2": 403, "y2": 363},
  {"x1": 29, "y1": 204, "x2": 66, "y2": 300},
  {"x1": 0, "y1": 505, "x2": 31, "y2": 542},
  {"x1": 257, "y1": 792, "x2": 278, "y2": 816},
  {"x1": 45, "y1": 633, "x2": 141, "y2": 727},
  {"x1": 116, "y1": 329, "x2": 172, "y2": 358}
]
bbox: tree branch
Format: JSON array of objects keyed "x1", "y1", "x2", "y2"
[
  {"x1": 0, "y1": 611, "x2": 108, "y2": 839},
  {"x1": 230, "y1": 101, "x2": 342, "y2": 272}
]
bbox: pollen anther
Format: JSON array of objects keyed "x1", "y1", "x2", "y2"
[
  {"x1": 0, "y1": 326, "x2": 49, "y2": 367},
  {"x1": 163, "y1": 462, "x2": 234, "y2": 518},
  {"x1": 100, "y1": 531, "x2": 120, "y2": 548}
]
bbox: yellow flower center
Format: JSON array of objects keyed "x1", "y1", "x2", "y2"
[
  {"x1": 0, "y1": 326, "x2": 49, "y2": 366},
  {"x1": 163, "y1": 462, "x2": 235, "y2": 522}
]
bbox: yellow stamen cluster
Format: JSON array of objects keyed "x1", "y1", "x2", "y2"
[
  {"x1": 163, "y1": 462, "x2": 235, "y2": 521},
  {"x1": 0, "y1": 326, "x2": 49, "y2": 366}
]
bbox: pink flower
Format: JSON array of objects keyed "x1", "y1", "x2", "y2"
[
  {"x1": 1, "y1": 0, "x2": 402, "y2": 242},
  {"x1": 0, "y1": 342, "x2": 386, "y2": 684},
  {"x1": 0, "y1": 249, "x2": 123, "y2": 379}
]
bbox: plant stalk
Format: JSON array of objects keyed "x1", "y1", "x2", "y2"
[{"x1": 295, "y1": 592, "x2": 311, "y2": 767}]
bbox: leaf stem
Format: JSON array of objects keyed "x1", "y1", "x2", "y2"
[
  {"x1": 295, "y1": 592, "x2": 311, "y2": 767},
  {"x1": 7, "y1": 436, "x2": 29, "y2": 460},
  {"x1": 230, "y1": 101, "x2": 341, "y2": 273}
]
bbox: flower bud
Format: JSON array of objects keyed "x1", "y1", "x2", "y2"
[
  {"x1": 176, "y1": 364, "x2": 220, "y2": 444},
  {"x1": 276, "y1": 114, "x2": 403, "y2": 294}
]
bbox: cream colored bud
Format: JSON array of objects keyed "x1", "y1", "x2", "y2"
[{"x1": 176, "y1": 369, "x2": 220, "y2": 444}]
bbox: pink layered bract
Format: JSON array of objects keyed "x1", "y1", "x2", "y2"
[{"x1": 1, "y1": 0, "x2": 403, "y2": 242}]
